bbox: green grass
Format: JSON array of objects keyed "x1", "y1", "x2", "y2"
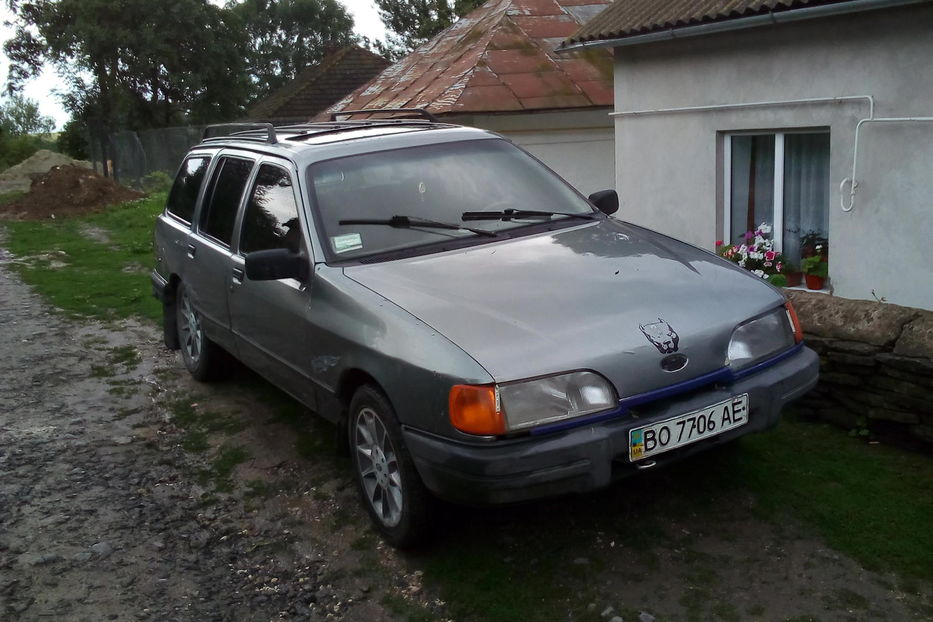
[
  {"x1": 2, "y1": 193, "x2": 166, "y2": 320},
  {"x1": 168, "y1": 396, "x2": 244, "y2": 452},
  {"x1": 415, "y1": 414, "x2": 933, "y2": 622},
  {"x1": 730, "y1": 414, "x2": 933, "y2": 581}
]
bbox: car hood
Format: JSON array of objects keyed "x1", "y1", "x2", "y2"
[{"x1": 343, "y1": 219, "x2": 785, "y2": 397}]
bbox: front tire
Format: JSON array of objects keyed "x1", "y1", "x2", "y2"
[
  {"x1": 175, "y1": 282, "x2": 228, "y2": 381},
  {"x1": 349, "y1": 385, "x2": 432, "y2": 548}
]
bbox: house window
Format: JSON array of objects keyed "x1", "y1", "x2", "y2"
[{"x1": 725, "y1": 131, "x2": 830, "y2": 265}]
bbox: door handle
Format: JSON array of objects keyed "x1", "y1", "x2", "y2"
[
  {"x1": 231, "y1": 267, "x2": 245, "y2": 281},
  {"x1": 186, "y1": 243, "x2": 197, "y2": 258}
]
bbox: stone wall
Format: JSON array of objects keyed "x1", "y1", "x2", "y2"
[{"x1": 786, "y1": 290, "x2": 933, "y2": 448}]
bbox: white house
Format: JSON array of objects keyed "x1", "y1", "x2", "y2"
[
  {"x1": 325, "y1": 0, "x2": 616, "y2": 195},
  {"x1": 562, "y1": 0, "x2": 933, "y2": 310}
]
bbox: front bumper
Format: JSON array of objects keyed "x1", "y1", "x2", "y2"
[{"x1": 404, "y1": 345, "x2": 819, "y2": 505}]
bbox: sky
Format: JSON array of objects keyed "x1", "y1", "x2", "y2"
[{"x1": 0, "y1": 0, "x2": 387, "y2": 130}]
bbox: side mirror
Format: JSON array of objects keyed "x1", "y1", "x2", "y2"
[
  {"x1": 588, "y1": 189, "x2": 618, "y2": 216},
  {"x1": 244, "y1": 249, "x2": 308, "y2": 281}
]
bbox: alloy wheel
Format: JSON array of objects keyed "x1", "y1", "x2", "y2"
[{"x1": 354, "y1": 407, "x2": 403, "y2": 527}]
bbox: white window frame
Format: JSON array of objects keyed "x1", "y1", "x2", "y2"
[{"x1": 723, "y1": 129, "x2": 827, "y2": 253}]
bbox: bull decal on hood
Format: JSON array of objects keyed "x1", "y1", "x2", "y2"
[{"x1": 639, "y1": 318, "x2": 680, "y2": 354}]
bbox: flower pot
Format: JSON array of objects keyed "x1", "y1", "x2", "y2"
[
  {"x1": 805, "y1": 274, "x2": 825, "y2": 290},
  {"x1": 785, "y1": 272, "x2": 803, "y2": 287}
]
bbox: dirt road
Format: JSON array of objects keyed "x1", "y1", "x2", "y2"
[
  {"x1": 0, "y1": 265, "x2": 427, "y2": 621},
  {"x1": 1, "y1": 262, "x2": 930, "y2": 622}
]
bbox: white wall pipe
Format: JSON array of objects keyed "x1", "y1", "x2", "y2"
[
  {"x1": 840, "y1": 117, "x2": 933, "y2": 211},
  {"x1": 610, "y1": 95, "x2": 874, "y2": 118}
]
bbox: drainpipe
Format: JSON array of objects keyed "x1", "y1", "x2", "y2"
[
  {"x1": 840, "y1": 117, "x2": 933, "y2": 211},
  {"x1": 609, "y1": 96, "x2": 874, "y2": 119}
]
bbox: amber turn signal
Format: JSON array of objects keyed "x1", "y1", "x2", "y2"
[
  {"x1": 449, "y1": 384, "x2": 505, "y2": 435},
  {"x1": 785, "y1": 301, "x2": 804, "y2": 343}
]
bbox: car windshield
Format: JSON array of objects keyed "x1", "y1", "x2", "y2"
[{"x1": 307, "y1": 139, "x2": 595, "y2": 261}]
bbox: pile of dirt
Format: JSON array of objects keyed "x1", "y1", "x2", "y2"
[
  {"x1": 0, "y1": 165, "x2": 145, "y2": 220},
  {"x1": 0, "y1": 149, "x2": 92, "y2": 193}
]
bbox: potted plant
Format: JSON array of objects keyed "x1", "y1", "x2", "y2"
[
  {"x1": 716, "y1": 223, "x2": 786, "y2": 284},
  {"x1": 800, "y1": 231, "x2": 829, "y2": 259},
  {"x1": 783, "y1": 261, "x2": 802, "y2": 287},
  {"x1": 802, "y1": 252, "x2": 828, "y2": 290}
]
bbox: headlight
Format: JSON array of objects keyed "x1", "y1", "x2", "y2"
[
  {"x1": 449, "y1": 371, "x2": 618, "y2": 436},
  {"x1": 727, "y1": 307, "x2": 796, "y2": 370},
  {"x1": 499, "y1": 371, "x2": 617, "y2": 431}
]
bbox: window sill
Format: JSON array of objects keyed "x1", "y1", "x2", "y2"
[{"x1": 784, "y1": 285, "x2": 831, "y2": 295}]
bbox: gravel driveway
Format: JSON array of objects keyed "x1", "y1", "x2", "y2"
[{"x1": 0, "y1": 266, "x2": 429, "y2": 621}]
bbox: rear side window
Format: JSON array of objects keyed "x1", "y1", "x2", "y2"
[
  {"x1": 166, "y1": 156, "x2": 209, "y2": 222},
  {"x1": 240, "y1": 164, "x2": 303, "y2": 254},
  {"x1": 200, "y1": 157, "x2": 254, "y2": 247}
]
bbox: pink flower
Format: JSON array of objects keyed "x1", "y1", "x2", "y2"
[
  {"x1": 776, "y1": 262, "x2": 783, "y2": 272},
  {"x1": 716, "y1": 240, "x2": 723, "y2": 247},
  {"x1": 764, "y1": 261, "x2": 772, "y2": 267},
  {"x1": 764, "y1": 251, "x2": 777, "y2": 261}
]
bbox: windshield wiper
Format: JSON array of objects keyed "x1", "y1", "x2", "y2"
[
  {"x1": 338, "y1": 215, "x2": 498, "y2": 237},
  {"x1": 461, "y1": 208, "x2": 597, "y2": 222}
]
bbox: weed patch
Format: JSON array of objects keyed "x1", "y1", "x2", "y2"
[
  {"x1": 167, "y1": 396, "x2": 244, "y2": 453},
  {"x1": 202, "y1": 445, "x2": 250, "y2": 493}
]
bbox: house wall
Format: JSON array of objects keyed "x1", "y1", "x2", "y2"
[
  {"x1": 449, "y1": 109, "x2": 615, "y2": 196},
  {"x1": 610, "y1": 5, "x2": 933, "y2": 310}
]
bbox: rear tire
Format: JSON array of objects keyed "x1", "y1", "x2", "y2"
[
  {"x1": 349, "y1": 385, "x2": 432, "y2": 548},
  {"x1": 175, "y1": 282, "x2": 229, "y2": 381}
]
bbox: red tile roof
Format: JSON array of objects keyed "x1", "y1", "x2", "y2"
[
  {"x1": 325, "y1": 0, "x2": 613, "y2": 118},
  {"x1": 248, "y1": 46, "x2": 390, "y2": 123},
  {"x1": 566, "y1": 0, "x2": 867, "y2": 45}
]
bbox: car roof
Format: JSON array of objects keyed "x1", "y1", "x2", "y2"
[{"x1": 193, "y1": 119, "x2": 501, "y2": 165}]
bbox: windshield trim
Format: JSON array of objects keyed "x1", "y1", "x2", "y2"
[{"x1": 306, "y1": 138, "x2": 600, "y2": 265}]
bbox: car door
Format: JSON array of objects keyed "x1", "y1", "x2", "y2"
[
  {"x1": 185, "y1": 153, "x2": 256, "y2": 354},
  {"x1": 228, "y1": 159, "x2": 317, "y2": 407}
]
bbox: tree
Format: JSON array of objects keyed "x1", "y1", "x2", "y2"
[
  {"x1": 229, "y1": 0, "x2": 356, "y2": 102},
  {"x1": 0, "y1": 95, "x2": 56, "y2": 170},
  {"x1": 57, "y1": 117, "x2": 89, "y2": 160},
  {"x1": 376, "y1": 0, "x2": 485, "y2": 53},
  {"x1": 4, "y1": 0, "x2": 250, "y2": 174},
  {"x1": 0, "y1": 95, "x2": 55, "y2": 135}
]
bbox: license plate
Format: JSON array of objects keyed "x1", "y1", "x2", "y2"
[{"x1": 629, "y1": 394, "x2": 749, "y2": 461}]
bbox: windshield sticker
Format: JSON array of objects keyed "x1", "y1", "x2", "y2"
[{"x1": 332, "y1": 233, "x2": 363, "y2": 254}]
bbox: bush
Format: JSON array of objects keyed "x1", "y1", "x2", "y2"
[
  {"x1": 133, "y1": 170, "x2": 173, "y2": 194},
  {"x1": 57, "y1": 119, "x2": 90, "y2": 160},
  {"x1": 0, "y1": 133, "x2": 52, "y2": 170}
]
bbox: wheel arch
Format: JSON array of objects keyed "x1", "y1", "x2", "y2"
[{"x1": 334, "y1": 368, "x2": 388, "y2": 456}]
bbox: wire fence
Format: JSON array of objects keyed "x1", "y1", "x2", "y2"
[{"x1": 89, "y1": 126, "x2": 206, "y2": 185}]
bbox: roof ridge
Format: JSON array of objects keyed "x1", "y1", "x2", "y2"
[{"x1": 327, "y1": 0, "x2": 613, "y2": 117}]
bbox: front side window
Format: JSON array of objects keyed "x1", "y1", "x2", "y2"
[
  {"x1": 240, "y1": 164, "x2": 303, "y2": 254},
  {"x1": 726, "y1": 132, "x2": 830, "y2": 267},
  {"x1": 200, "y1": 157, "x2": 254, "y2": 247},
  {"x1": 308, "y1": 139, "x2": 594, "y2": 261},
  {"x1": 167, "y1": 156, "x2": 210, "y2": 222}
]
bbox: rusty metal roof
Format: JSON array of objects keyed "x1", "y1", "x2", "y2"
[
  {"x1": 325, "y1": 0, "x2": 614, "y2": 118},
  {"x1": 248, "y1": 46, "x2": 390, "y2": 123},
  {"x1": 565, "y1": 0, "x2": 872, "y2": 44}
]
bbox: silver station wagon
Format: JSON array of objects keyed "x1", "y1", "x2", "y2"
[{"x1": 152, "y1": 111, "x2": 819, "y2": 546}]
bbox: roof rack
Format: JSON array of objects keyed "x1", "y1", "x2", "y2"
[
  {"x1": 201, "y1": 122, "x2": 278, "y2": 144},
  {"x1": 329, "y1": 108, "x2": 439, "y2": 123}
]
